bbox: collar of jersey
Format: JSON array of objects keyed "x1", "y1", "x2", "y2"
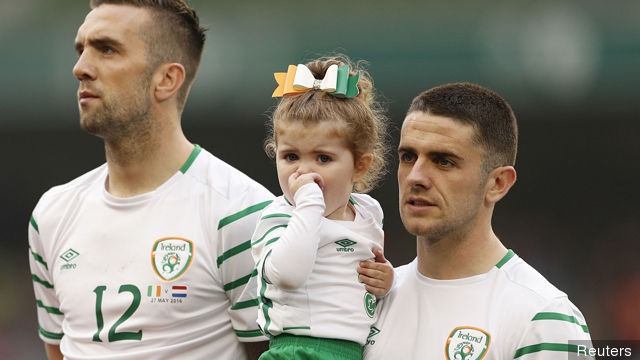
[
  {"x1": 100, "y1": 146, "x2": 201, "y2": 208},
  {"x1": 412, "y1": 258, "x2": 499, "y2": 286}
]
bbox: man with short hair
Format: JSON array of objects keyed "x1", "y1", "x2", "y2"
[
  {"x1": 28, "y1": 1, "x2": 272, "y2": 359},
  {"x1": 364, "y1": 83, "x2": 591, "y2": 359}
]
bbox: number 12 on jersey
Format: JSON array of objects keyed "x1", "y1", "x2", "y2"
[{"x1": 93, "y1": 285, "x2": 143, "y2": 342}]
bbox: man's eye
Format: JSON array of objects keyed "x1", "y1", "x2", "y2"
[
  {"x1": 284, "y1": 153, "x2": 298, "y2": 161},
  {"x1": 437, "y1": 158, "x2": 453, "y2": 167},
  {"x1": 318, "y1": 155, "x2": 331, "y2": 163},
  {"x1": 399, "y1": 153, "x2": 416, "y2": 163},
  {"x1": 102, "y1": 46, "x2": 115, "y2": 55}
]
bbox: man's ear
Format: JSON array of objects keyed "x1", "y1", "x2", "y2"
[
  {"x1": 485, "y1": 166, "x2": 516, "y2": 204},
  {"x1": 153, "y1": 63, "x2": 185, "y2": 103},
  {"x1": 353, "y1": 153, "x2": 373, "y2": 182}
]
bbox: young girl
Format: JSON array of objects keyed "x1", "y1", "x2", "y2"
[{"x1": 251, "y1": 56, "x2": 392, "y2": 359}]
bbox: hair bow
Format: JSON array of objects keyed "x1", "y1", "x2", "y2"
[{"x1": 272, "y1": 64, "x2": 359, "y2": 98}]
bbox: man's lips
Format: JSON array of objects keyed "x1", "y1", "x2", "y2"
[
  {"x1": 78, "y1": 91, "x2": 99, "y2": 104},
  {"x1": 406, "y1": 197, "x2": 436, "y2": 208}
]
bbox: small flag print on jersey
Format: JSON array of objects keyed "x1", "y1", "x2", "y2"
[
  {"x1": 148, "y1": 285, "x2": 162, "y2": 297},
  {"x1": 147, "y1": 285, "x2": 189, "y2": 299},
  {"x1": 172, "y1": 286, "x2": 187, "y2": 298}
]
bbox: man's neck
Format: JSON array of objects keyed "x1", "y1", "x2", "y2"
[
  {"x1": 416, "y1": 222, "x2": 508, "y2": 280},
  {"x1": 104, "y1": 124, "x2": 193, "y2": 198}
]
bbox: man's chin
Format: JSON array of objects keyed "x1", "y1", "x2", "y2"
[
  {"x1": 79, "y1": 117, "x2": 103, "y2": 136},
  {"x1": 402, "y1": 220, "x2": 431, "y2": 237},
  {"x1": 401, "y1": 217, "x2": 441, "y2": 238}
]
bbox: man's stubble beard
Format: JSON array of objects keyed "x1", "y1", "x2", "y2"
[
  {"x1": 412, "y1": 201, "x2": 481, "y2": 245},
  {"x1": 80, "y1": 74, "x2": 153, "y2": 146},
  {"x1": 403, "y1": 177, "x2": 488, "y2": 244}
]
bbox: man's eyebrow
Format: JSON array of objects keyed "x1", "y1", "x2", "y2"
[
  {"x1": 429, "y1": 151, "x2": 463, "y2": 161},
  {"x1": 397, "y1": 146, "x2": 415, "y2": 154},
  {"x1": 75, "y1": 37, "x2": 124, "y2": 53},
  {"x1": 398, "y1": 146, "x2": 464, "y2": 160}
]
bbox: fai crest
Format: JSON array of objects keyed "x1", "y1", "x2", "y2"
[
  {"x1": 364, "y1": 292, "x2": 377, "y2": 318},
  {"x1": 151, "y1": 237, "x2": 194, "y2": 281},
  {"x1": 445, "y1": 327, "x2": 490, "y2": 360}
]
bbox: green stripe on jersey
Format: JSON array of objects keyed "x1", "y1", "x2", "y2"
[
  {"x1": 265, "y1": 237, "x2": 280, "y2": 246},
  {"x1": 217, "y1": 240, "x2": 251, "y2": 268},
  {"x1": 283, "y1": 326, "x2": 311, "y2": 331},
  {"x1": 32, "y1": 274, "x2": 54, "y2": 288},
  {"x1": 514, "y1": 343, "x2": 586, "y2": 358},
  {"x1": 495, "y1": 249, "x2": 515, "y2": 269},
  {"x1": 532, "y1": 312, "x2": 590, "y2": 333},
  {"x1": 39, "y1": 326, "x2": 64, "y2": 340},
  {"x1": 261, "y1": 213, "x2": 292, "y2": 220},
  {"x1": 29, "y1": 246, "x2": 48, "y2": 270},
  {"x1": 235, "y1": 329, "x2": 263, "y2": 338},
  {"x1": 218, "y1": 200, "x2": 273, "y2": 230},
  {"x1": 224, "y1": 269, "x2": 258, "y2": 291},
  {"x1": 179, "y1": 144, "x2": 202, "y2": 174},
  {"x1": 36, "y1": 300, "x2": 63, "y2": 315},
  {"x1": 30, "y1": 216, "x2": 39, "y2": 233},
  {"x1": 259, "y1": 255, "x2": 274, "y2": 336},
  {"x1": 251, "y1": 224, "x2": 287, "y2": 246},
  {"x1": 231, "y1": 298, "x2": 259, "y2": 310}
]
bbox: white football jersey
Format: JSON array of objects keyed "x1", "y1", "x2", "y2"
[
  {"x1": 28, "y1": 145, "x2": 274, "y2": 360},
  {"x1": 364, "y1": 251, "x2": 592, "y2": 360},
  {"x1": 251, "y1": 183, "x2": 385, "y2": 345}
]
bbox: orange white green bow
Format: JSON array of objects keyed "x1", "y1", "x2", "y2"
[{"x1": 272, "y1": 64, "x2": 360, "y2": 98}]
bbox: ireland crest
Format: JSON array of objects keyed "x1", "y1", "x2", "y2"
[
  {"x1": 364, "y1": 292, "x2": 376, "y2": 318},
  {"x1": 151, "y1": 237, "x2": 194, "y2": 281},
  {"x1": 445, "y1": 327, "x2": 490, "y2": 360}
]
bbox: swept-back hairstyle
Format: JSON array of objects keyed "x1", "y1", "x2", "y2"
[
  {"x1": 408, "y1": 82, "x2": 518, "y2": 171},
  {"x1": 90, "y1": 0, "x2": 207, "y2": 110}
]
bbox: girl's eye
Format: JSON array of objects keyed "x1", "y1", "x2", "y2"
[
  {"x1": 284, "y1": 153, "x2": 298, "y2": 161},
  {"x1": 318, "y1": 155, "x2": 331, "y2": 163}
]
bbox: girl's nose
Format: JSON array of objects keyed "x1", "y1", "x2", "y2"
[{"x1": 296, "y1": 162, "x2": 312, "y2": 174}]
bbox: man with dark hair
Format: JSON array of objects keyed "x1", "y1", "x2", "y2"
[
  {"x1": 28, "y1": 1, "x2": 272, "y2": 359},
  {"x1": 364, "y1": 83, "x2": 592, "y2": 359}
]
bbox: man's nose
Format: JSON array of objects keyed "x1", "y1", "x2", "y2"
[
  {"x1": 72, "y1": 50, "x2": 96, "y2": 81},
  {"x1": 406, "y1": 157, "x2": 433, "y2": 189}
]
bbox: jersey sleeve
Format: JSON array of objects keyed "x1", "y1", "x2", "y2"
[
  {"x1": 253, "y1": 183, "x2": 325, "y2": 290},
  {"x1": 369, "y1": 196, "x2": 385, "y2": 249},
  {"x1": 513, "y1": 297, "x2": 593, "y2": 359},
  {"x1": 28, "y1": 212, "x2": 64, "y2": 345},
  {"x1": 352, "y1": 193, "x2": 385, "y2": 249},
  {"x1": 354, "y1": 194, "x2": 389, "y2": 299},
  {"x1": 216, "y1": 189, "x2": 274, "y2": 342}
]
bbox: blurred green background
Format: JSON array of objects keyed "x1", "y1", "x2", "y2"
[{"x1": 1, "y1": 0, "x2": 639, "y2": 357}]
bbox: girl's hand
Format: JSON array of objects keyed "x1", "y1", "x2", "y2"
[
  {"x1": 358, "y1": 247, "x2": 394, "y2": 296},
  {"x1": 288, "y1": 171, "x2": 324, "y2": 200}
]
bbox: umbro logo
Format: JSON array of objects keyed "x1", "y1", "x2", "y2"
[
  {"x1": 335, "y1": 239, "x2": 356, "y2": 252},
  {"x1": 368, "y1": 326, "x2": 380, "y2": 338},
  {"x1": 59, "y1": 248, "x2": 79, "y2": 270},
  {"x1": 60, "y1": 248, "x2": 79, "y2": 262},
  {"x1": 366, "y1": 326, "x2": 381, "y2": 346}
]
